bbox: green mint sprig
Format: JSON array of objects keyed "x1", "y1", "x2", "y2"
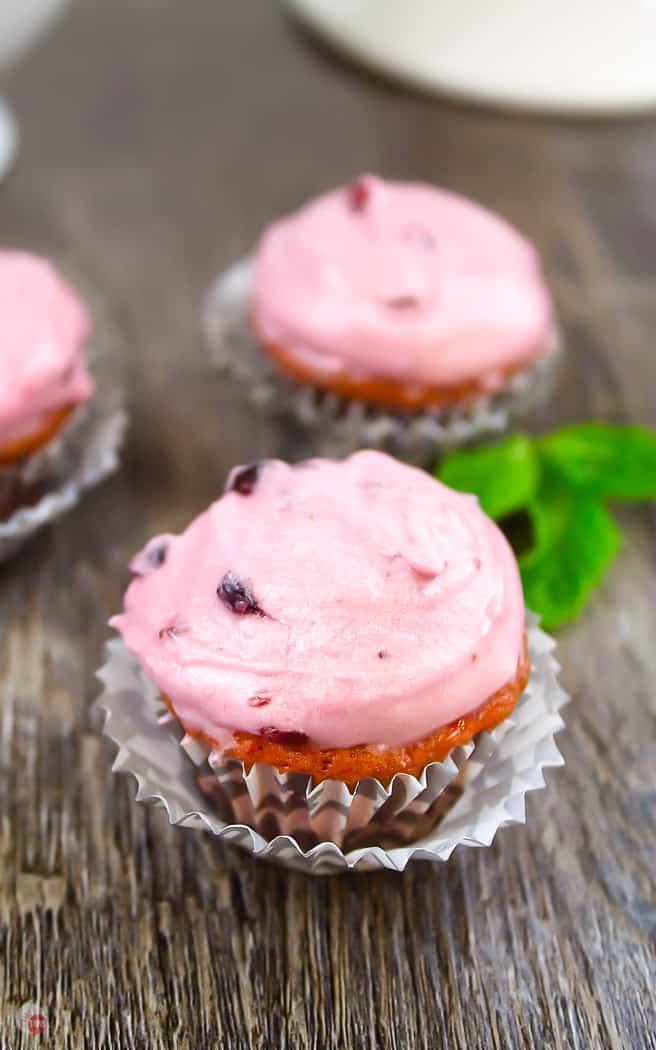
[{"x1": 436, "y1": 425, "x2": 656, "y2": 630}]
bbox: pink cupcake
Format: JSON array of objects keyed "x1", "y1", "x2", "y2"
[
  {"x1": 0, "y1": 251, "x2": 94, "y2": 469},
  {"x1": 206, "y1": 176, "x2": 560, "y2": 460},
  {"x1": 106, "y1": 451, "x2": 547, "y2": 853},
  {"x1": 252, "y1": 175, "x2": 557, "y2": 411},
  {"x1": 0, "y1": 250, "x2": 125, "y2": 557}
]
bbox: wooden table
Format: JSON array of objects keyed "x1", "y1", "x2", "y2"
[{"x1": 1, "y1": 3, "x2": 655, "y2": 1047}]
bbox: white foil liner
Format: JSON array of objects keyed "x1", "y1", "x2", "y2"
[
  {"x1": 0, "y1": 396, "x2": 128, "y2": 562},
  {"x1": 204, "y1": 258, "x2": 561, "y2": 464},
  {"x1": 96, "y1": 614, "x2": 567, "y2": 874}
]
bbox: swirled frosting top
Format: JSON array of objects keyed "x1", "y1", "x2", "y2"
[
  {"x1": 252, "y1": 175, "x2": 554, "y2": 390},
  {"x1": 111, "y1": 451, "x2": 525, "y2": 751},
  {"x1": 0, "y1": 251, "x2": 93, "y2": 444}
]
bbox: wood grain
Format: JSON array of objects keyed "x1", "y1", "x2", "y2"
[{"x1": 0, "y1": 1, "x2": 655, "y2": 1046}]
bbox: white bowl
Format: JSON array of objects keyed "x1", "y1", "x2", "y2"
[
  {"x1": 0, "y1": 0, "x2": 69, "y2": 70},
  {"x1": 285, "y1": 0, "x2": 656, "y2": 116},
  {"x1": 0, "y1": 0, "x2": 70, "y2": 177}
]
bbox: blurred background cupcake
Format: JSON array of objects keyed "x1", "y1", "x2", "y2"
[
  {"x1": 206, "y1": 175, "x2": 560, "y2": 463},
  {"x1": 0, "y1": 0, "x2": 71, "y2": 179},
  {"x1": 0, "y1": 250, "x2": 94, "y2": 514},
  {"x1": 0, "y1": 249, "x2": 126, "y2": 561}
]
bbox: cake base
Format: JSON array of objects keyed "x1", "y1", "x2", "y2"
[
  {"x1": 0, "y1": 405, "x2": 75, "y2": 466},
  {"x1": 164, "y1": 634, "x2": 529, "y2": 790},
  {"x1": 259, "y1": 330, "x2": 554, "y2": 412}
]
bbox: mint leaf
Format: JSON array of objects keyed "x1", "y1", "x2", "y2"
[
  {"x1": 522, "y1": 464, "x2": 576, "y2": 567},
  {"x1": 520, "y1": 499, "x2": 621, "y2": 629},
  {"x1": 437, "y1": 435, "x2": 538, "y2": 519},
  {"x1": 434, "y1": 423, "x2": 655, "y2": 629},
  {"x1": 538, "y1": 424, "x2": 656, "y2": 501}
]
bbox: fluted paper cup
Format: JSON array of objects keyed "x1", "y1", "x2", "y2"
[
  {"x1": 204, "y1": 258, "x2": 561, "y2": 465},
  {"x1": 0, "y1": 399, "x2": 127, "y2": 562},
  {"x1": 96, "y1": 613, "x2": 567, "y2": 874}
]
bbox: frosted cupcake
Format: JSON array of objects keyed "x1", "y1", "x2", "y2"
[
  {"x1": 0, "y1": 251, "x2": 94, "y2": 464},
  {"x1": 252, "y1": 175, "x2": 556, "y2": 409},
  {"x1": 0, "y1": 251, "x2": 126, "y2": 560},
  {"x1": 110, "y1": 451, "x2": 531, "y2": 848},
  {"x1": 206, "y1": 178, "x2": 559, "y2": 458},
  {"x1": 0, "y1": 250, "x2": 95, "y2": 522}
]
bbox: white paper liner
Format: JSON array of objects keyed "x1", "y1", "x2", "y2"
[
  {"x1": 96, "y1": 613, "x2": 567, "y2": 874},
  {"x1": 0, "y1": 394, "x2": 128, "y2": 563},
  {"x1": 204, "y1": 258, "x2": 561, "y2": 464}
]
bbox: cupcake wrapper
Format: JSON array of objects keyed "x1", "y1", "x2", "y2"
[
  {"x1": 188, "y1": 735, "x2": 472, "y2": 854},
  {"x1": 204, "y1": 258, "x2": 561, "y2": 464},
  {"x1": 0, "y1": 394, "x2": 127, "y2": 563},
  {"x1": 0, "y1": 402, "x2": 89, "y2": 490},
  {"x1": 96, "y1": 613, "x2": 567, "y2": 874}
]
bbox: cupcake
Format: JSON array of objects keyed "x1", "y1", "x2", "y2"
[
  {"x1": 109, "y1": 450, "x2": 531, "y2": 850},
  {"x1": 0, "y1": 251, "x2": 94, "y2": 512},
  {"x1": 206, "y1": 177, "x2": 558, "y2": 461},
  {"x1": 252, "y1": 175, "x2": 556, "y2": 413}
]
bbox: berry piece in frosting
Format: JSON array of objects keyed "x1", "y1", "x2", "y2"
[
  {"x1": 385, "y1": 294, "x2": 420, "y2": 310},
  {"x1": 248, "y1": 695, "x2": 271, "y2": 708},
  {"x1": 158, "y1": 620, "x2": 187, "y2": 640},
  {"x1": 129, "y1": 535, "x2": 175, "y2": 576},
  {"x1": 224, "y1": 462, "x2": 261, "y2": 496},
  {"x1": 149, "y1": 545, "x2": 168, "y2": 569},
  {"x1": 348, "y1": 176, "x2": 371, "y2": 211},
  {"x1": 260, "y1": 727, "x2": 310, "y2": 747},
  {"x1": 217, "y1": 572, "x2": 264, "y2": 616}
]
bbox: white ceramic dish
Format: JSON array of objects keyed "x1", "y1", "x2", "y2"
[
  {"x1": 285, "y1": 0, "x2": 656, "y2": 117},
  {"x1": 0, "y1": 0, "x2": 70, "y2": 178}
]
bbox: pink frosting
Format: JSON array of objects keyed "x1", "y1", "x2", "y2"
[
  {"x1": 252, "y1": 175, "x2": 555, "y2": 391},
  {"x1": 0, "y1": 251, "x2": 94, "y2": 445},
  {"x1": 111, "y1": 451, "x2": 526, "y2": 751}
]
